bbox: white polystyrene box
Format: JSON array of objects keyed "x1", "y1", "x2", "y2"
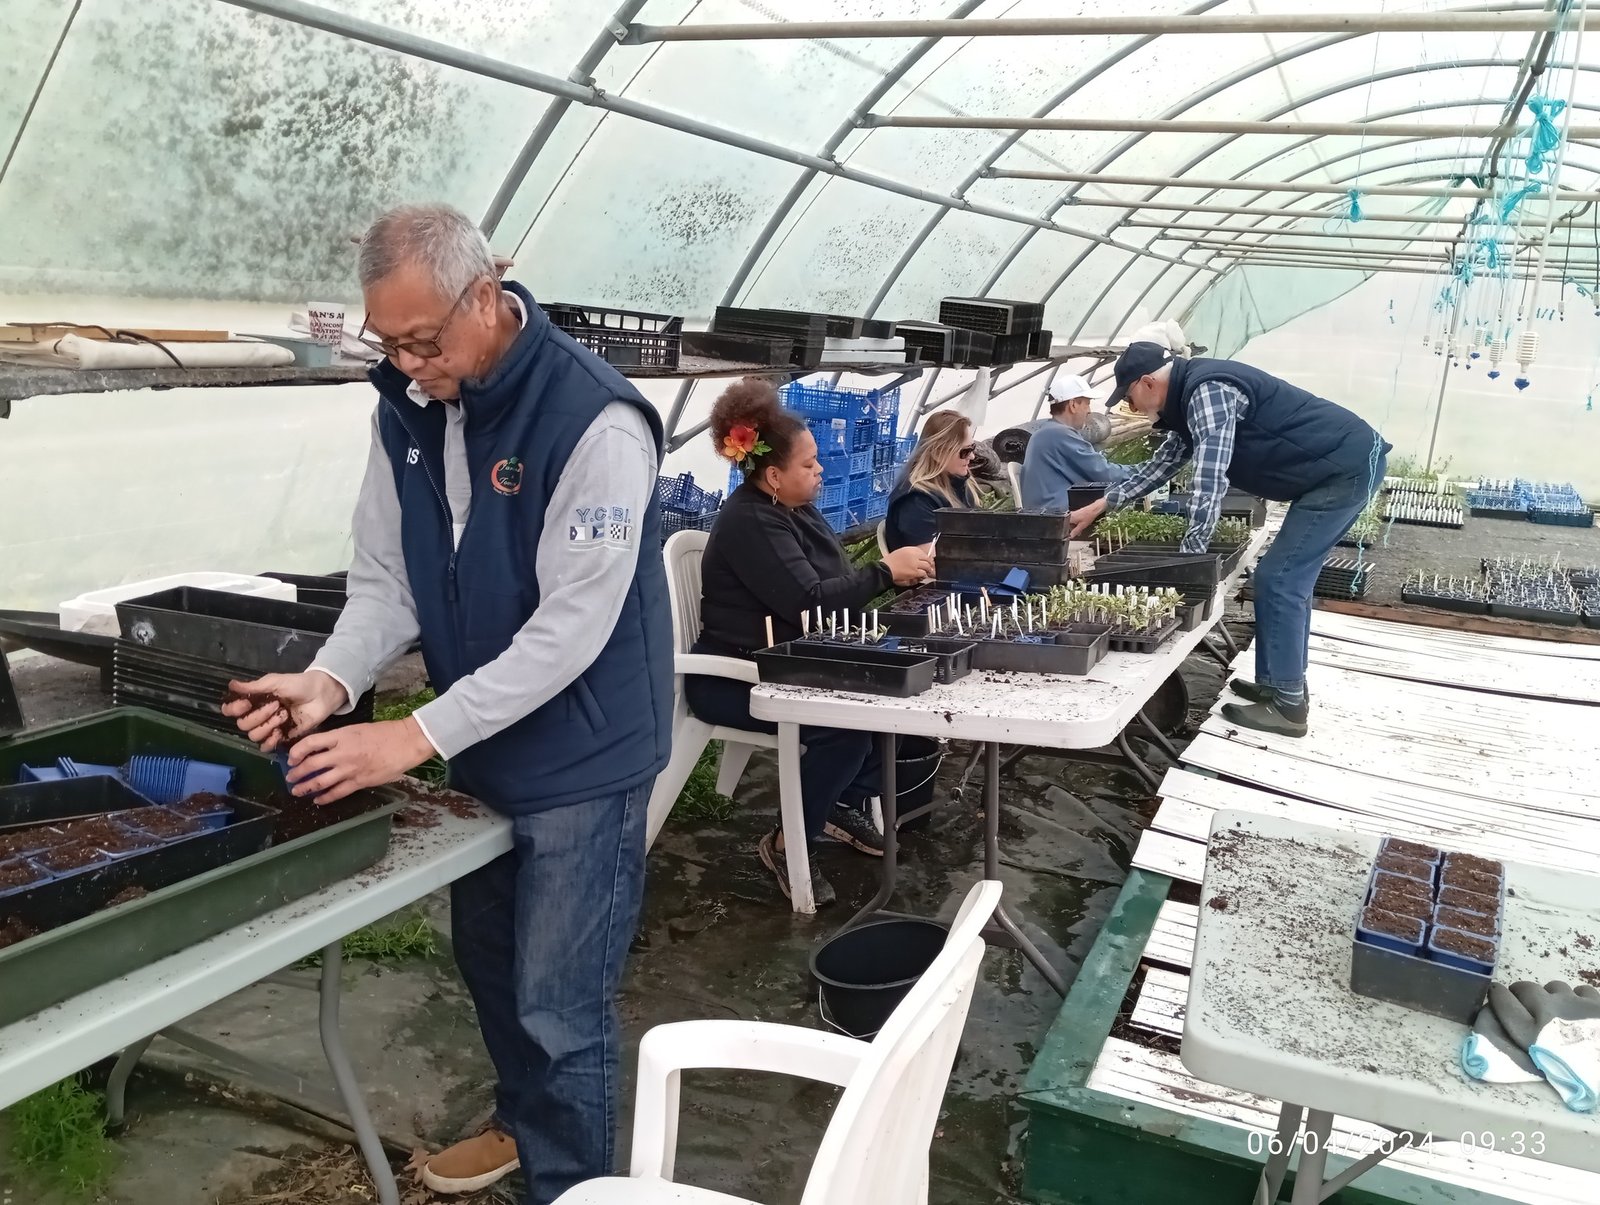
[{"x1": 59, "y1": 573, "x2": 298, "y2": 637}]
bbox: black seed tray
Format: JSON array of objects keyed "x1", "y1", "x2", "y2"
[
  {"x1": 681, "y1": 329, "x2": 795, "y2": 367},
  {"x1": 934, "y1": 508, "x2": 1070, "y2": 540},
  {"x1": 1529, "y1": 508, "x2": 1595, "y2": 527},
  {"x1": 872, "y1": 636, "x2": 976, "y2": 685},
  {"x1": 1068, "y1": 483, "x2": 1110, "y2": 510},
  {"x1": 1584, "y1": 611, "x2": 1600, "y2": 629},
  {"x1": 937, "y1": 297, "x2": 1045, "y2": 335},
  {"x1": 1175, "y1": 595, "x2": 1210, "y2": 632},
  {"x1": 115, "y1": 588, "x2": 341, "y2": 673},
  {"x1": 936, "y1": 534, "x2": 1070, "y2": 565},
  {"x1": 1488, "y1": 602, "x2": 1581, "y2": 626},
  {"x1": 1469, "y1": 504, "x2": 1529, "y2": 520},
  {"x1": 1108, "y1": 618, "x2": 1182, "y2": 654},
  {"x1": 938, "y1": 556, "x2": 1076, "y2": 587},
  {"x1": 1082, "y1": 551, "x2": 1227, "y2": 588},
  {"x1": 968, "y1": 630, "x2": 1106, "y2": 675},
  {"x1": 753, "y1": 642, "x2": 937, "y2": 697},
  {"x1": 0, "y1": 793, "x2": 276, "y2": 938},
  {"x1": 1399, "y1": 587, "x2": 1488, "y2": 615}
]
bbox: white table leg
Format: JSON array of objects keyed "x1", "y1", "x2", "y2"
[
  {"x1": 1289, "y1": 1109, "x2": 1334, "y2": 1205},
  {"x1": 318, "y1": 942, "x2": 399, "y2": 1205},
  {"x1": 776, "y1": 721, "x2": 814, "y2": 914},
  {"x1": 1253, "y1": 1102, "x2": 1303, "y2": 1205}
]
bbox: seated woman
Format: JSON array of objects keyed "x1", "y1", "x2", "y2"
[
  {"x1": 883, "y1": 410, "x2": 975, "y2": 551},
  {"x1": 687, "y1": 379, "x2": 935, "y2": 907}
]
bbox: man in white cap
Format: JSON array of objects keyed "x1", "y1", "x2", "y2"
[{"x1": 1019, "y1": 372, "x2": 1134, "y2": 511}]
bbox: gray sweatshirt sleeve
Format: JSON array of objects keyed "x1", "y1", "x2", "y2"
[
  {"x1": 410, "y1": 401, "x2": 658, "y2": 760},
  {"x1": 308, "y1": 408, "x2": 421, "y2": 711}
]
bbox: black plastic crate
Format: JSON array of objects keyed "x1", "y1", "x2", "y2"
[
  {"x1": 753, "y1": 641, "x2": 936, "y2": 697},
  {"x1": 875, "y1": 636, "x2": 976, "y2": 684},
  {"x1": 542, "y1": 302, "x2": 682, "y2": 370},
  {"x1": 938, "y1": 555, "x2": 1075, "y2": 587},
  {"x1": 938, "y1": 297, "x2": 1046, "y2": 335},
  {"x1": 895, "y1": 322, "x2": 957, "y2": 363},
  {"x1": 259, "y1": 571, "x2": 348, "y2": 610},
  {"x1": 712, "y1": 307, "x2": 827, "y2": 368},
  {"x1": 1529, "y1": 507, "x2": 1594, "y2": 527},
  {"x1": 1488, "y1": 601, "x2": 1581, "y2": 625},
  {"x1": 1083, "y1": 551, "x2": 1226, "y2": 588},
  {"x1": 1068, "y1": 483, "x2": 1110, "y2": 510},
  {"x1": 968, "y1": 629, "x2": 1106, "y2": 675},
  {"x1": 1026, "y1": 329, "x2": 1053, "y2": 359},
  {"x1": 983, "y1": 332, "x2": 1033, "y2": 366}
]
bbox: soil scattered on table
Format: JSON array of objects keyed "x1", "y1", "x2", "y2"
[
  {"x1": 171, "y1": 791, "x2": 233, "y2": 817},
  {"x1": 1206, "y1": 894, "x2": 1230, "y2": 912},
  {"x1": 106, "y1": 885, "x2": 150, "y2": 907},
  {"x1": 1580, "y1": 969, "x2": 1600, "y2": 988},
  {"x1": 396, "y1": 805, "x2": 442, "y2": 829}
]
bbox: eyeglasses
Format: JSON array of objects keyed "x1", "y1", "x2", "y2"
[
  {"x1": 957, "y1": 444, "x2": 977, "y2": 458},
  {"x1": 356, "y1": 280, "x2": 478, "y2": 360}
]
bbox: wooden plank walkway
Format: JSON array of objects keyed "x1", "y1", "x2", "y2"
[{"x1": 1110, "y1": 614, "x2": 1600, "y2": 1203}]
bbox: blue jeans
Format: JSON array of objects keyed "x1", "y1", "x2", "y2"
[
  {"x1": 1252, "y1": 457, "x2": 1385, "y2": 697},
  {"x1": 450, "y1": 781, "x2": 650, "y2": 1204}
]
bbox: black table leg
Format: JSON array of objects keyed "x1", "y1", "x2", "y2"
[
  {"x1": 846, "y1": 731, "x2": 901, "y2": 929},
  {"x1": 983, "y1": 741, "x2": 1068, "y2": 996}
]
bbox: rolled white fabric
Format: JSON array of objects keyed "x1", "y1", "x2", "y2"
[{"x1": 49, "y1": 333, "x2": 295, "y2": 370}]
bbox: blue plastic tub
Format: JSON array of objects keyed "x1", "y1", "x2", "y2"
[
  {"x1": 123, "y1": 755, "x2": 235, "y2": 806},
  {"x1": 1356, "y1": 908, "x2": 1426, "y2": 956},
  {"x1": 1427, "y1": 925, "x2": 1497, "y2": 975}
]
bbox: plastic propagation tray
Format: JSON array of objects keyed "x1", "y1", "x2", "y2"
[
  {"x1": 115, "y1": 588, "x2": 342, "y2": 672},
  {"x1": 1107, "y1": 618, "x2": 1182, "y2": 654},
  {"x1": 753, "y1": 642, "x2": 937, "y2": 697},
  {"x1": 936, "y1": 533, "x2": 1070, "y2": 565},
  {"x1": 0, "y1": 707, "x2": 403, "y2": 1028},
  {"x1": 933, "y1": 508, "x2": 1071, "y2": 540},
  {"x1": 936, "y1": 555, "x2": 1075, "y2": 587},
  {"x1": 1083, "y1": 551, "x2": 1227, "y2": 588},
  {"x1": 873, "y1": 636, "x2": 976, "y2": 684},
  {"x1": 1488, "y1": 601, "x2": 1581, "y2": 625},
  {"x1": 967, "y1": 628, "x2": 1107, "y2": 674},
  {"x1": 1399, "y1": 586, "x2": 1487, "y2": 615}
]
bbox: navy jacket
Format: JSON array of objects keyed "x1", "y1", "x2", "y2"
[
  {"x1": 1158, "y1": 357, "x2": 1389, "y2": 501},
  {"x1": 885, "y1": 475, "x2": 972, "y2": 551},
  {"x1": 372, "y1": 285, "x2": 672, "y2": 814}
]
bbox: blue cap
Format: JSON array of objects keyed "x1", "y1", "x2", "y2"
[{"x1": 1105, "y1": 342, "x2": 1174, "y2": 408}]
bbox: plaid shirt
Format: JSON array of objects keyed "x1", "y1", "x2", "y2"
[{"x1": 1104, "y1": 382, "x2": 1250, "y2": 553}]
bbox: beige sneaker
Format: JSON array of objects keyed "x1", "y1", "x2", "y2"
[{"x1": 420, "y1": 1128, "x2": 521, "y2": 1194}]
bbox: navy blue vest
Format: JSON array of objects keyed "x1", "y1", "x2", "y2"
[
  {"x1": 372, "y1": 284, "x2": 672, "y2": 814},
  {"x1": 1157, "y1": 357, "x2": 1390, "y2": 501}
]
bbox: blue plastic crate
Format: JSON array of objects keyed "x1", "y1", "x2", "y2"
[
  {"x1": 727, "y1": 465, "x2": 744, "y2": 496},
  {"x1": 873, "y1": 465, "x2": 897, "y2": 493},
  {"x1": 894, "y1": 435, "x2": 917, "y2": 464},
  {"x1": 819, "y1": 506, "x2": 850, "y2": 533},
  {"x1": 660, "y1": 506, "x2": 720, "y2": 541},
  {"x1": 851, "y1": 419, "x2": 876, "y2": 452},
  {"x1": 811, "y1": 418, "x2": 851, "y2": 456},
  {"x1": 783, "y1": 381, "x2": 900, "y2": 426},
  {"x1": 820, "y1": 480, "x2": 848, "y2": 511},
  {"x1": 847, "y1": 474, "x2": 874, "y2": 504},
  {"x1": 848, "y1": 448, "x2": 873, "y2": 476},
  {"x1": 865, "y1": 494, "x2": 889, "y2": 521}
]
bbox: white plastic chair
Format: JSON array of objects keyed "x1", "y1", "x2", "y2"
[
  {"x1": 646, "y1": 531, "x2": 817, "y2": 913},
  {"x1": 875, "y1": 520, "x2": 890, "y2": 557},
  {"x1": 552, "y1": 880, "x2": 1003, "y2": 1205}
]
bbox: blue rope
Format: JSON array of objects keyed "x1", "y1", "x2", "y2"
[
  {"x1": 1498, "y1": 182, "x2": 1542, "y2": 223},
  {"x1": 1346, "y1": 189, "x2": 1363, "y2": 222},
  {"x1": 1525, "y1": 97, "x2": 1567, "y2": 174}
]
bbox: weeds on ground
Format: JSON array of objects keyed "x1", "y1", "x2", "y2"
[
  {"x1": 299, "y1": 906, "x2": 440, "y2": 968},
  {"x1": 674, "y1": 742, "x2": 738, "y2": 823},
  {"x1": 1, "y1": 1074, "x2": 117, "y2": 1198}
]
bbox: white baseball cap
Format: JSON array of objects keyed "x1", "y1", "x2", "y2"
[{"x1": 1047, "y1": 373, "x2": 1095, "y2": 403}]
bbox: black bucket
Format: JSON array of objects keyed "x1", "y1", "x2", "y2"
[
  {"x1": 810, "y1": 917, "x2": 948, "y2": 1038},
  {"x1": 894, "y1": 736, "x2": 943, "y2": 831}
]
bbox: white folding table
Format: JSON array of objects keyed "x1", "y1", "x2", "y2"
[
  {"x1": 0, "y1": 791, "x2": 512, "y2": 1205},
  {"x1": 1185, "y1": 811, "x2": 1600, "y2": 1203},
  {"x1": 749, "y1": 556, "x2": 1252, "y2": 986}
]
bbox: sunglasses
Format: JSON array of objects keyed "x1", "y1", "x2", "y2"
[
  {"x1": 356, "y1": 280, "x2": 478, "y2": 360},
  {"x1": 957, "y1": 444, "x2": 977, "y2": 458}
]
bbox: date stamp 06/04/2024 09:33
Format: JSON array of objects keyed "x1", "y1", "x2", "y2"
[{"x1": 1243, "y1": 1127, "x2": 1550, "y2": 1159}]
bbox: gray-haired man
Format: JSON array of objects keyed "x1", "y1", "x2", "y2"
[{"x1": 225, "y1": 204, "x2": 672, "y2": 1201}]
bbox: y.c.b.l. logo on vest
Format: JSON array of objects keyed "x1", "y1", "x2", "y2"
[
  {"x1": 569, "y1": 506, "x2": 633, "y2": 546},
  {"x1": 491, "y1": 457, "x2": 524, "y2": 496}
]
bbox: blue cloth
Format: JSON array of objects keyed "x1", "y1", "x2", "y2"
[
  {"x1": 372, "y1": 282, "x2": 672, "y2": 814},
  {"x1": 683, "y1": 666, "x2": 883, "y2": 844},
  {"x1": 1020, "y1": 420, "x2": 1132, "y2": 511},
  {"x1": 884, "y1": 474, "x2": 971, "y2": 550},
  {"x1": 450, "y1": 779, "x2": 651, "y2": 1203},
  {"x1": 1251, "y1": 455, "x2": 1385, "y2": 697}
]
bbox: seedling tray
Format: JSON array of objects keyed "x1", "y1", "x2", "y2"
[
  {"x1": 1488, "y1": 601, "x2": 1581, "y2": 625},
  {"x1": 0, "y1": 707, "x2": 402, "y2": 1027},
  {"x1": 259, "y1": 571, "x2": 349, "y2": 610},
  {"x1": 932, "y1": 508, "x2": 1070, "y2": 540},
  {"x1": 1103, "y1": 543, "x2": 1246, "y2": 575},
  {"x1": 115, "y1": 588, "x2": 342, "y2": 672},
  {"x1": 1067, "y1": 483, "x2": 1110, "y2": 510},
  {"x1": 1220, "y1": 491, "x2": 1268, "y2": 528},
  {"x1": 1082, "y1": 551, "x2": 1226, "y2": 588},
  {"x1": 0, "y1": 776, "x2": 155, "y2": 831},
  {"x1": 873, "y1": 636, "x2": 975, "y2": 684},
  {"x1": 1399, "y1": 587, "x2": 1487, "y2": 615},
  {"x1": 936, "y1": 533, "x2": 1069, "y2": 565},
  {"x1": 968, "y1": 631, "x2": 1105, "y2": 675},
  {"x1": 1470, "y1": 504, "x2": 1528, "y2": 520},
  {"x1": 753, "y1": 642, "x2": 936, "y2": 697},
  {"x1": 1174, "y1": 594, "x2": 1210, "y2": 632},
  {"x1": 934, "y1": 555, "x2": 1074, "y2": 587},
  {"x1": 1529, "y1": 507, "x2": 1594, "y2": 527},
  {"x1": 1108, "y1": 618, "x2": 1181, "y2": 654}
]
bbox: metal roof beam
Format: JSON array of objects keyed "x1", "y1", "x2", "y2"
[
  {"x1": 987, "y1": 168, "x2": 1600, "y2": 202},
  {"x1": 623, "y1": 13, "x2": 1600, "y2": 42},
  {"x1": 865, "y1": 115, "x2": 1600, "y2": 137}
]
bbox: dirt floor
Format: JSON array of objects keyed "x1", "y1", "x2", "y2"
[{"x1": 0, "y1": 619, "x2": 1245, "y2": 1205}]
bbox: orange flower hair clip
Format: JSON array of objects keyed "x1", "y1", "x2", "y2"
[{"x1": 721, "y1": 423, "x2": 772, "y2": 469}]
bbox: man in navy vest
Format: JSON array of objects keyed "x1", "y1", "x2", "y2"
[
  {"x1": 224, "y1": 204, "x2": 672, "y2": 1202},
  {"x1": 1069, "y1": 342, "x2": 1388, "y2": 738}
]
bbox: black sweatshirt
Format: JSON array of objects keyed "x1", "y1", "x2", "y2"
[
  {"x1": 697, "y1": 481, "x2": 894, "y2": 654},
  {"x1": 884, "y1": 474, "x2": 972, "y2": 551}
]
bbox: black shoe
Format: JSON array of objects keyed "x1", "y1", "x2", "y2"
[
  {"x1": 1219, "y1": 698, "x2": 1309, "y2": 738},
  {"x1": 823, "y1": 802, "x2": 885, "y2": 857},
  {"x1": 1229, "y1": 680, "x2": 1310, "y2": 706},
  {"x1": 757, "y1": 829, "x2": 836, "y2": 907}
]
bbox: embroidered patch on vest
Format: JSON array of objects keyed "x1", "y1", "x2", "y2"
[
  {"x1": 570, "y1": 506, "x2": 634, "y2": 547},
  {"x1": 492, "y1": 457, "x2": 523, "y2": 495}
]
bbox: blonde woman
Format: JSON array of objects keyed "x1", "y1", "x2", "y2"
[{"x1": 884, "y1": 410, "x2": 975, "y2": 551}]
